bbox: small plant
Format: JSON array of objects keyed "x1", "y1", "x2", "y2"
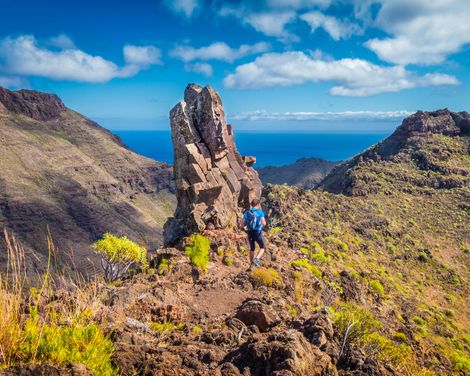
[
  {"x1": 444, "y1": 309, "x2": 455, "y2": 318},
  {"x1": 291, "y1": 258, "x2": 322, "y2": 279},
  {"x1": 417, "y1": 252, "x2": 428, "y2": 262},
  {"x1": 286, "y1": 304, "x2": 298, "y2": 317},
  {"x1": 185, "y1": 234, "x2": 210, "y2": 271},
  {"x1": 158, "y1": 257, "x2": 171, "y2": 275},
  {"x1": 268, "y1": 227, "x2": 282, "y2": 236},
  {"x1": 93, "y1": 233, "x2": 147, "y2": 282},
  {"x1": 393, "y1": 332, "x2": 407, "y2": 343},
  {"x1": 369, "y1": 279, "x2": 385, "y2": 296},
  {"x1": 150, "y1": 321, "x2": 185, "y2": 335},
  {"x1": 324, "y1": 236, "x2": 348, "y2": 251},
  {"x1": 192, "y1": 326, "x2": 202, "y2": 335},
  {"x1": 250, "y1": 267, "x2": 282, "y2": 287},
  {"x1": 412, "y1": 315, "x2": 426, "y2": 327}
]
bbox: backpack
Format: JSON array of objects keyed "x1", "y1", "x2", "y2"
[{"x1": 246, "y1": 209, "x2": 262, "y2": 231}]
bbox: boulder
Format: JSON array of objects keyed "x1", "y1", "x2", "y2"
[
  {"x1": 235, "y1": 299, "x2": 279, "y2": 332},
  {"x1": 224, "y1": 329, "x2": 338, "y2": 376},
  {"x1": 164, "y1": 84, "x2": 262, "y2": 244}
]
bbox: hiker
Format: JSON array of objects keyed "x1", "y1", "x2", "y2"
[{"x1": 241, "y1": 198, "x2": 267, "y2": 270}]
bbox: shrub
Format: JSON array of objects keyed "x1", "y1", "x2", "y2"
[
  {"x1": 1, "y1": 231, "x2": 117, "y2": 375},
  {"x1": 93, "y1": 233, "x2": 147, "y2": 282},
  {"x1": 268, "y1": 227, "x2": 282, "y2": 236},
  {"x1": 150, "y1": 321, "x2": 185, "y2": 335},
  {"x1": 250, "y1": 267, "x2": 282, "y2": 287},
  {"x1": 412, "y1": 316, "x2": 426, "y2": 327},
  {"x1": 451, "y1": 350, "x2": 470, "y2": 374},
  {"x1": 444, "y1": 309, "x2": 455, "y2": 318},
  {"x1": 324, "y1": 236, "x2": 348, "y2": 251},
  {"x1": 334, "y1": 303, "x2": 411, "y2": 368},
  {"x1": 158, "y1": 257, "x2": 171, "y2": 275},
  {"x1": 393, "y1": 332, "x2": 407, "y2": 343},
  {"x1": 291, "y1": 259, "x2": 322, "y2": 279},
  {"x1": 417, "y1": 252, "x2": 428, "y2": 262},
  {"x1": 369, "y1": 279, "x2": 385, "y2": 296},
  {"x1": 185, "y1": 234, "x2": 210, "y2": 271},
  {"x1": 21, "y1": 309, "x2": 116, "y2": 375},
  {"x1": 192, "y1": 326, "x2": 201, "y2": 335}
]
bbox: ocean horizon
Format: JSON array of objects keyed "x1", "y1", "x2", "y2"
[{"x1": 115, "y1": 130, "x2": 390, "y2": 167}]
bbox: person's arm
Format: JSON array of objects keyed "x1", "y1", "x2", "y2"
[
  {"x1": 240, "y1": 218, "x2": 246, "y2": 229},
  {"x1": 261, "y1": 211, "x2": 267, "y2": 227}
]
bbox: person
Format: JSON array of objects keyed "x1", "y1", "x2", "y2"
[{"x1": 241, "y1": 198, "x2": 267, "y2": 270}]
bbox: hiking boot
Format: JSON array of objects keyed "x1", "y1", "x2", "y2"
[{"x1": 253, "y1": 258, "x2": 261, "y2": 267}]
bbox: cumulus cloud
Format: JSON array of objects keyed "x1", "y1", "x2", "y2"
[
  {"x1": 231, "y1": 110, "x2": 413, "y2": 121},
  {"x1": 184, "y1": 62, "x2": 213, "y2": 76},
  {"x1": 47, "y1": 34, "x2": 76, "y2": 49},
  {"x1": 300, "y1": 11, "x2": 362, "y2": 40},
  {"x1": 0, "y1": 35, "x2": 161, "y2": 83},
  {"x1": 165, "y1": 0, "x2": 199, "y2": 18},
  {"x1": 366, "y1": 0, "x2": 470, "y2": 65},
  {"x1": 223, "y1": 51, "x2": 459, "y2": 96},
  {"x1": 171, "y1": 41, "x2": 270, "y2": 63},
  {"x1": 245, "y1": 11, "x2": 298, "y2": 40}
]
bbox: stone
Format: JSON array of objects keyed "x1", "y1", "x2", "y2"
[
  {"x1": 164, "y1": 84, "x2": 262, "y2": 244},
  {"x1": 225, "y1": 329, "x2": 338, "y2": 376},
  {"x1": 235, "y1": 299, "x2": 279, "y2": 332}
]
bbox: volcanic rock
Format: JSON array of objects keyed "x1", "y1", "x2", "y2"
[{"x1": 164, "y1": 84, "x2": 262, "y2": 244}]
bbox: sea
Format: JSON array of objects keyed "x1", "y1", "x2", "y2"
[{"x1": 115, "y1": 131, "x2": 390, "y2": 167}]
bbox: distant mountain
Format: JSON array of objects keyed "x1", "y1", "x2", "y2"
[
  {"x1": 257, "y1": 157, "x2": 338, "y2": 189},
  {"x1": 0, "y1": 87, "x2": 175, "y2": 274},
  {"x1": 318, "y1": 109, "x2": 470, "y2": 195}
]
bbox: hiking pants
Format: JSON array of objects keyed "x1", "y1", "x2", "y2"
[{"x1": 247, "y1": 230, "x2": 266, "y2": 253}]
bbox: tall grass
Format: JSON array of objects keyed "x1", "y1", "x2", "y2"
[{"x1": 0, "y1": 229, "x2": 117, "y2": 375}]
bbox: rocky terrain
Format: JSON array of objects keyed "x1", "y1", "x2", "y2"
[
  {"x1": 0, "y1": 87, "x2": 175, "y2": 274},
  {"x1": 257, "y1": 157, "x2": 338, "y2": 189},
  {"x1": 0, "y1": 86, "x2": 469, "y2": 376}
]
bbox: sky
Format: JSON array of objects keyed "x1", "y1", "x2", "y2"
[{"x1": 0, "y1": 0, "x2": 469, "y2": 132}]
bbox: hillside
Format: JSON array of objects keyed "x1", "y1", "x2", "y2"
[
  {"x1": 0, "y1": 87, "x2": 175, "y2": 274},
  {"x1": 257, "y1": 157, "x2": 338, "y2": 189}
]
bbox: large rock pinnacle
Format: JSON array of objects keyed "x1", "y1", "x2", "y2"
[{"x1": 164, "y1": 83, "x2": 262, "y2": 244}]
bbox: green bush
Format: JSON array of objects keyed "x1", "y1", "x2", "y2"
[
  {"x1": 93, "y1": 233, "x2": 147, "y2": 282},
  {"x1": 451, "y1": 350, "x2": 470, "y2": 374},
  {"x1": 21, "y1": 308, "x2": 116, "y2": 375},
  {"x1": 393, "y1": 332, "x2": 407, "y2": 343},
  {"x1": 324, "y1": 236, "x2": 348, "y2": 251},
  {"x1": 250, "y1": 267, "x2": 282, "y2": 287},
  {"x1": 185, "y1": 234, "x2": 210, "y2": 271},
  {"x1": 369, "y1": 279, "x2": 385, "y2": 296},
  {"x1": 291, "y1": 258, "x2": 322, "y2": 279},
  {"x1": 150, "y1": 321, "x2": 185, "y2": 335}
]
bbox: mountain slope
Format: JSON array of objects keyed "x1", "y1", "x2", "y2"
[
  {"x1": 0, "y1": 87, "x2": 175, "y2": 273},
  {"x1": 257, "y1": 157, "x2": 338, "y2": 189}
]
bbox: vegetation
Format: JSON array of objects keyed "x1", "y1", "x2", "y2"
[
  {"x1": 369, "y1": 279, "x2": 385, "y2": 296},
  {"x1": 93, "y1": 233, "x2": 148, "y2": 282},
  {"x1": 291, "y1": 258, "x2": 322, "y2": 279},
  {"x1": 185, "y1": 234, "x2": 211, "y2": 271},
  {"x1": 250, "y1": 267, "x2": 282, "y2": 287},
  {"x1": 0, "y1": 231, "x2": 116, "y2": 375}
]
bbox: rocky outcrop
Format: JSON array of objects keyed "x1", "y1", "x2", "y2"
[
  {"x1": 0, "y1": 87, "x2": 66, "y2": 121},
  {"x1": 164, "y1": 84, "x2": 262, "y2": 244}
]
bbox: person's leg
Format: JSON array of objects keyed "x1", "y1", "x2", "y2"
[
  {"x1": 254, "y1": 232, "x2": 266, "y2": 262},
  {"x1": 248, "y1": 232, "x2": 256, "y2": 264}
]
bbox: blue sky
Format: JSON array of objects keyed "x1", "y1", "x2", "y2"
[{"x1": 0, "y1": 0, "x2": 469, "y2": 132}]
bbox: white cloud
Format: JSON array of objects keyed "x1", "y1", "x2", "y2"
[
  {"x1": 223, "y1": 51, "x2": 459, "y2": 96},
  {"x1": 165, "y1": 0, "x2": 199, "y2": 18},
  {"x1": 300, "y1": 11, "x2": 362, "y2": 40},
  {"x1": 123, "y1": 45, "x2": 162, "y2": 66},
  {"x1": 366, "y1": 0, "x2": 470, "y2": 65},
  {"x1": 0, "y1": 35, "x2": 161, "y2": 83},
  {"x1": 47, "y1": 34, "x2": 76, "y2": 49},
  {"x1": 245, "y1": 11, "x2": 298, "y2": 40},
  {"x1": 171, "y1": 41, "x2": 270, "y2": 63},
  {"x1": 267, "y1": 0, "x2": 332, "y2": 8},
  {"x1": 231, "y1": 110, "x2": 413, "y2": 121},
  {"x1": 184, "y1": 62, "x2": 213, "y2": 76}
]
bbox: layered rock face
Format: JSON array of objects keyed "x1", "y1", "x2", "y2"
[{"x1": 164, "y1": 84, "x2": 262, "y2": 244}]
